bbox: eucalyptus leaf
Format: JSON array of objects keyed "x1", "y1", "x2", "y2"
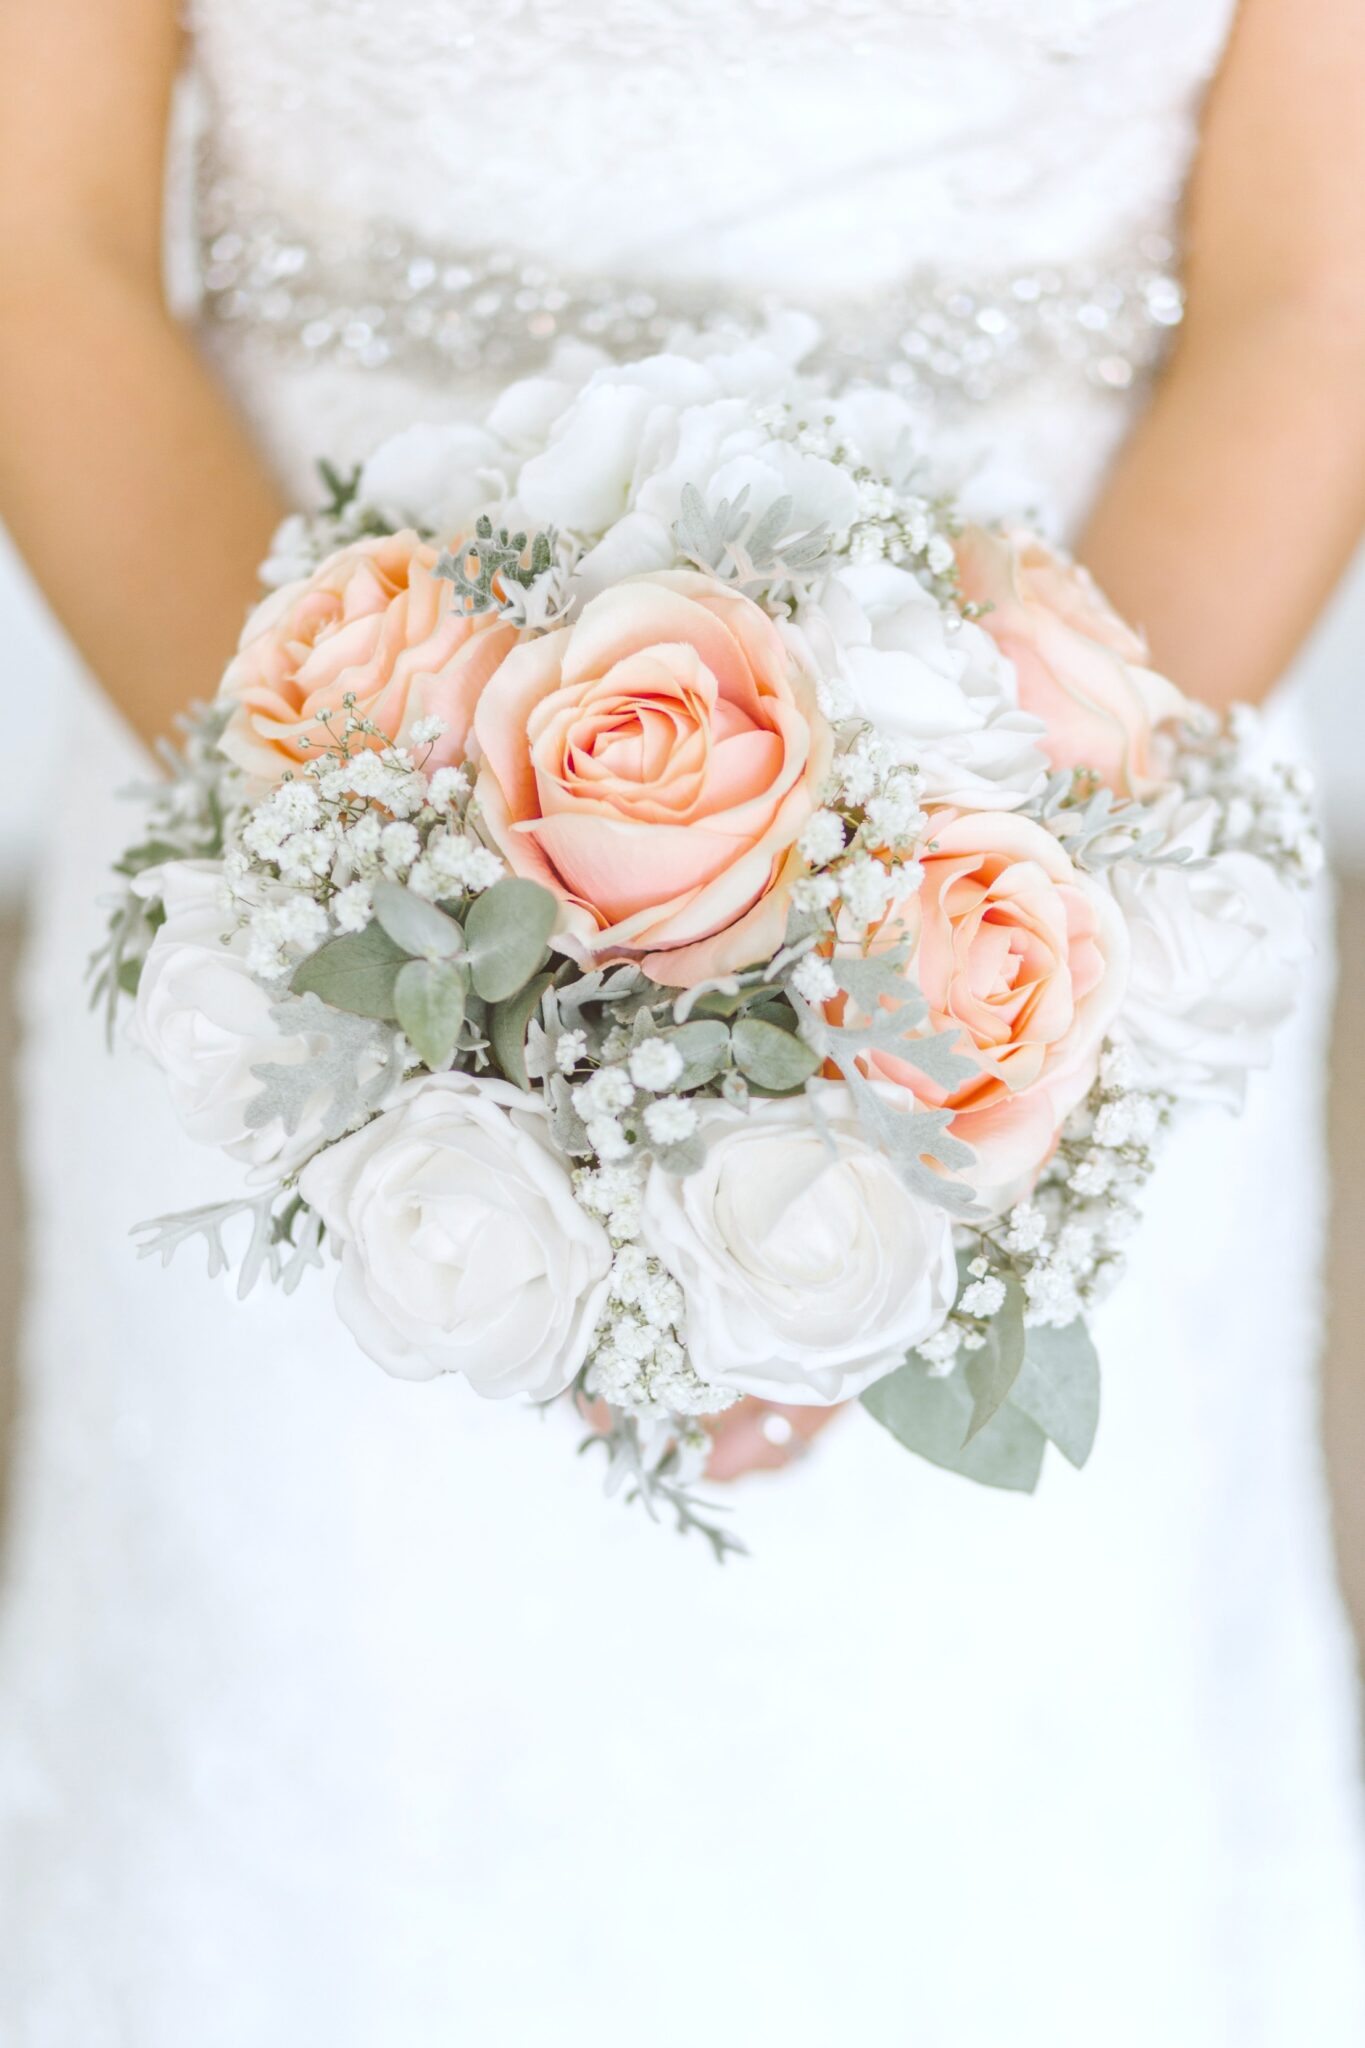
[
  {"x1": 395, "y1": 957, "x2": 468, "y2": 1070},
  {"x1": 961, "y1": 1272, "x2": 1027, "y2": 1442},
  {"x1": 731, "y1": 1016, "x2": 821, "y2": 1093},
  {"x1": 464, "y1": 878, "x2": 557, "y2": 1001},
  {"x1": 371, "y1": 878, "x2": 463, "y2": 960},
  {"x1": 662, "y1": 1018, "x2": 731, "y2": 1090},
  {"x1": 861, "y1": 1356, "x2": 1046, "y2": 1493},
  {"x1": 489, "y1": 972, "x2": 555, "y2": 1091},
  {"x1": 113, "y1": 838, "x2": 193, "y2": 879},
  {"x1": 1010, "y1": 1318, "x2": 1101, "y2": 1469},
  {"x1": 291, "y1": 921, "x2": 409, "y2": 1019},
  {"x1": 684, "y1": 983, "x2": 775, "y2": 1022}
]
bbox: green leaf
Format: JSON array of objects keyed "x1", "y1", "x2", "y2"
[
  {"x1": 371, "y1": 879, "x2": 463, "y2": 959},
  {"x1": 861, "y1": 1357, "x2": 1046, "y2": 1493},
  {"x1": 463, "y1": 878, "x2": 558, "y2": 1001},
  {"x1": 731, "y1": 1016, "x2": 821, "y2": 1093},
  {"x1": 113, "y1": 838, "x2": 192, "y2": 878},
  {"x1": 961, "y1": 1272, "x2": 1027, "y2": 1442},
  {"x1": 394, "y1": 957, "x2": 468, "y2": 1070},
  {"x1": 1010, "y1": 1319, "x2": 1100, "y2": 1469},
  {"x1": 291, "y1": 921, "x2": 409, "y2": 1019},
  {"x1": 661, "y1": 1018, "x2": 731, "y2": 1090},
  {"x1": 686, "y1": 982, "x2": 779, "y2": 1021},
  {"x1": 488, "y1": 972, "x2": 554, "y2": 1091},
  {"x1": 116, "y1": 956, "x2": 144, "y2": 997}
]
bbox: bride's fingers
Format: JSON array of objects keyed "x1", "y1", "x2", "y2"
[
  {"x1": 704, "y1": 1399, "x2": 844, "y2": 1482},
  {"x1": 574, "y1": 1389, "x2": 843, "y2": 1484}
]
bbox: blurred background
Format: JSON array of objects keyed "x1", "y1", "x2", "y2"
[{"x1": 0, "y1": 527, "x2": 1361, "y2": 1665}]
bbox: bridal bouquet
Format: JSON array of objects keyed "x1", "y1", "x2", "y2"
[{"x1": 95, "y1": 325, "x2": 1318, "y2": 1554}]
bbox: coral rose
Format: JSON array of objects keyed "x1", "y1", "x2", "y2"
[
  {"x1": 838, "y1": 809, "x2": 1128, "y2": 1213},
  {"x1": 473, "y1": 570, "x2": 833, "y2": 987},
  {"x1": 218, "y1": 532, "x2": 517, "y2": 784},
  {"x1": 955, "y1": 526, "x2": 1190, "y2": 798}
]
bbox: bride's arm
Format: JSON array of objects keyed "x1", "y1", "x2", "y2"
[
  {"x1": 0, "y1": 0, "x2": 286, "y2": 749},
  {"x1": 1079, "y1": 0, "x2": 1365, "y2": 710}
]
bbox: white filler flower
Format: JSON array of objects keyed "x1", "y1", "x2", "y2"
[
  {"x1": 641, "y1": 1089, "x2": 956, "y2": 1405},
  {"x1": 300, "y1": 1074, "x2": 612, "y2": 1397}
]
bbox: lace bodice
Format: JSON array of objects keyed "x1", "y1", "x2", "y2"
[{"x1": 187, "y1": 0, "x2": 1237, "y2": 413}]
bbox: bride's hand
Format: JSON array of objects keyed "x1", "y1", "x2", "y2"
[{"x1": 703, "y1": 1398, "x2": 844, "y2": 1481}]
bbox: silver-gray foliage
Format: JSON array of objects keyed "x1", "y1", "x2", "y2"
[
  {"x1": 245, "y1": 994, "x2": 401, "y2": 1145},
  {"x1": 672, "y1": 483, "x2": 831, "y2": 596}
]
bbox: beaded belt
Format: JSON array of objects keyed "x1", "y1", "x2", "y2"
[{"x1": 195, "y1": 174, "x2": 1184, "y2": 404}]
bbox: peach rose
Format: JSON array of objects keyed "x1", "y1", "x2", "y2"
[
  {"x1": 473, "y1": 570, "x2": 833, "y2": 987},
  {"x1": 838, "y1": 809, "x2": 1128, "y2": 1212},
  {"x1": 218, "y1": 532, "x2": 517, "y2": 783},
  {"x1": 956, "y1": 526, "x2": 1190, "y2": 798}
]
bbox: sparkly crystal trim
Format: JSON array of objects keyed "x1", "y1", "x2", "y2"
[{"x1": 196, "y1": 178, "x2": 1184, "y2": 403}]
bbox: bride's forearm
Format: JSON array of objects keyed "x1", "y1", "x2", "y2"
[
  {"x1": 1079, "y1": 0, "x2": 1365, "y2": 712},
  {"x1": 1078, "y1": 300, "x2": 1365, "y2": 711},
  {"x1": 0, "y1": 246, "x2": 286, "y2": 751}
]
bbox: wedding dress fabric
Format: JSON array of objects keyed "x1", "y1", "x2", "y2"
[{"x1": 4, "y1": 4, "x2": 1365, "y2": 2042}]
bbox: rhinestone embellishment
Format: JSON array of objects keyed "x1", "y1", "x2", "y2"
[{"x1": 196, "y1": 176, "x2": 1184, "y2": 405}]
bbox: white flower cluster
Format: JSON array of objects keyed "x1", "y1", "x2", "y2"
[
  {"x1": 788, "y1": 737, "x2": 928, "y2": 976},
  {"x1": 567, "y1": 1048, "x2": 700, "y2": 1166},
  {"x1": 750, "y1": 398, "x2": 960, "y2": 597},
  {"x1": 222, "y1": 704, "x2": 505, "y2": 976},
  {"x1": 555, "y1": 1023, "x2": 738, "y2": 1415},
  {"x1": 918, "y1": 1042, "x2": 1169, "y2": 1374},
  {"x1": 575, "y1": 1170, "x2": 736, "y2": 1418},
  {"x1": 1008, "y1": 1042, "x2": 1165, "y2": 1319},
  {"x1": 1177, "y1": 704, "x2": 1323, "y2": 886}
]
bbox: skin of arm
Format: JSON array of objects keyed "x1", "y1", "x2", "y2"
[
  {"x1": 1079, "y1": 0, "x2": 1365, "y2": 710},
  {"x1": 0, "y1": 0, "x2": 287, "y2": 752}
]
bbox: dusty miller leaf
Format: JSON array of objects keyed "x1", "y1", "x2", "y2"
[
  {"x1": 843, "y1": 1069, "x2": 978, "y2": 1214},
  {"x1": 132, "y1": 1192, "x2": 278, "y2": 1301},
  {"x1": 245, "y1": 993, "x2": 398, "y2": 1146},
  {"x1": 671, "y1": 483, "x2": 831, "y2": 594},
  {"x1": 435, "y1": 514, "x2": 555, "y2": 616}
]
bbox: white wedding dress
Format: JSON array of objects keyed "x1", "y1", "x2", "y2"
[{"x1": 4, "y1": 3, "x2": 1365, "y2": 2042}]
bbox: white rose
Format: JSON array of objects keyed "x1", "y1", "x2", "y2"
[
  {"x1": 505, "y1": 336, "x2": 854, "y2": 594},
  {"x1": 299, "y1": 1074, "x2": 612, "y2": 1396},
  {"x1": 510, "y1": 353, "x2": 722, "y2": 534},
  {"x1": 791, "y1": 562, "x2": 1049, "y2": 807},
  {"x1": 642, "y1": 1089, "x2": 956, "y2": 1405},
  {"x1": 357, "y1": 420, "x2": 510, "y2": 533},
  {"x1": 130, "y1": 861, "x2": 328, "y2": 1175},
  {"x1": 1109, "y1": 797, "x2": 1311, "y2": 1107}
]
